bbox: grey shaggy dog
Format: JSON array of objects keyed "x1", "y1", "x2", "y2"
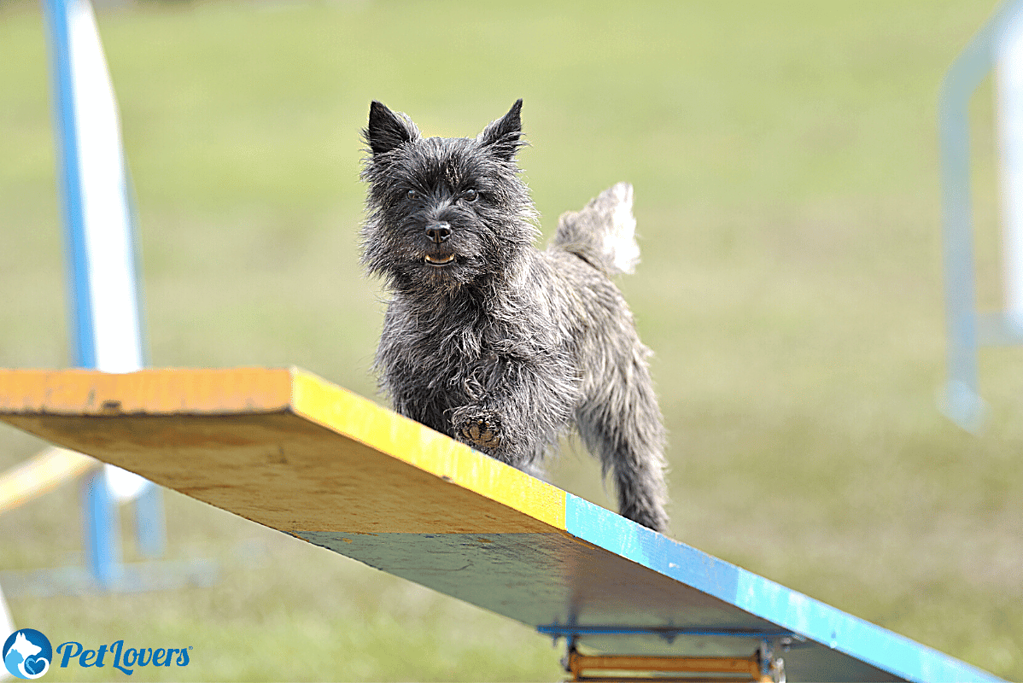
[{"x1": 360, "y1": 99, "x2": 670, "y2": 532}]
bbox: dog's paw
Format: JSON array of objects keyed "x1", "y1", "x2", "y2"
[{"x1": 458, "y1": 417, "x2": 501, "y2": 450}]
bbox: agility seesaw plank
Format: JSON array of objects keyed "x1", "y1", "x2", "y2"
[{"x1": 0, "y1": 367, "x2": 1002, "y2": 683}]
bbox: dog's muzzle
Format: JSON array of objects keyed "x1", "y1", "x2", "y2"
[{"x1": 423, "y1": 221, "x2": 455, "y2": 266}]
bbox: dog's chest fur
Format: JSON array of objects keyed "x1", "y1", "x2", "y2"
[{"x1": 376, "y1": 254, "x2": 581, "y2": 436}]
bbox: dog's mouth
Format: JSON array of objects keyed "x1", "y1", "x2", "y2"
[{"x1": 424, "y1": 254, "x2": 456, "y2": 266}]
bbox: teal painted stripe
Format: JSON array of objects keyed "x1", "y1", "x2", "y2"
[
  {"x1": 564, "y1": 495, "x2": 1002, "y2": 683},
  {"x1": 293, "y1": 531, "x2": 580, "y2": 630}
]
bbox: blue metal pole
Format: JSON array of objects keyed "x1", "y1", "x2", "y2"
[
  {"x1": 82, "y1": 470, "x2": 122, "y2": 588},
  {"x1": 40, "y1": 0, "x2": 166, "y2": 586},
  {"x1": 939, "y1": 62, "x2": 984, "y2": 431},
  {"x1": 134, "y1": 484, "x2": 166, "y2": 559},
  {"x1": 41, "y1": 0, "x2": 96, "y2": 370},
  {"x1": 40, "y1": 0, "x2": 120, "y2": 587}
]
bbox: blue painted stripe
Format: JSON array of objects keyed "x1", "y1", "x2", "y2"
[
  {"x1": 41, "y1": 0, "x2": 96, "y2": 369},
  {"x1": 564, "y1": 495, "x2": 743, "y2": 607},
  {"x1": 564, "y1": 495, "x2": 1002, "y2": 683}
]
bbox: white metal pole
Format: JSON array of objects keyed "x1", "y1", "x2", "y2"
[{"x1": 997, "y1": 10, "x2": 1023, "y2": 326}]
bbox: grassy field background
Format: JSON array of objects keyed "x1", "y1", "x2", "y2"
[{"x1": 1, "y1": 0, "x2": 1021, "y2": 680}]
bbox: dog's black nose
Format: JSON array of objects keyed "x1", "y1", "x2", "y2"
[{"x1": 425, "y1": 222, "x2": 451, "y2": 244}]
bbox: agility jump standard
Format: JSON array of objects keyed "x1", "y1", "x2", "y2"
[{"x1": 0, "y1": 367, "x2": 1002, "y2": 682}]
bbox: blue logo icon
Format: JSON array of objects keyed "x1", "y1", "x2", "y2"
[{"x1": 3, "y1": 629, "x2": 52, "y2": 680}]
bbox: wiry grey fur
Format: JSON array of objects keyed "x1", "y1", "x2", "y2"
[{"x1": 360, "y1": 100, "x2": 669, "y2": 532}]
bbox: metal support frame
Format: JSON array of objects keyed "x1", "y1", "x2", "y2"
[
  {"x1": 940, "y1": 0, "x2": 1023, "y2": 430},
  {"x1": 544, "y1": 626, "x2": 790, "y2": 683},
  {"x1": 564, "y1": 646, "x2": 784, "y2": 683}
]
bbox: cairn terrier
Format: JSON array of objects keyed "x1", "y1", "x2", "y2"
[{"x1": 360, "y1": 100, "x2": 669, "y2": 532}]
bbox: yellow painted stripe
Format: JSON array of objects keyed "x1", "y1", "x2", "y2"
[{"x1": 289, "y1": 367, "x2": 567, "y2": 532}]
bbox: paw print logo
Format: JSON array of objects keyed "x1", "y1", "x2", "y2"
[{"x1": 3, "y1": 630, "x2": 52, "y2": 680}]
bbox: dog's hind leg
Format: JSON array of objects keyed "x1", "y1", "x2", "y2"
[{"x1": 576, "y1": 353, "x2": 670, "y2": 533}]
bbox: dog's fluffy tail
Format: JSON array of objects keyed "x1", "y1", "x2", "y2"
[{"x1": 551, "y1": 182, "x2": 640, "y2": 276}]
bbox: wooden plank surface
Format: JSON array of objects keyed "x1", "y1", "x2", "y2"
[
  {"x1": 0, "y1": 367, "x2": 1003, "y2": 683},
  {"x1": 0, "y1": 367, "x2": 563, "y2": 535}
]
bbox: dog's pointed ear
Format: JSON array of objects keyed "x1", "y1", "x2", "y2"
[
  {"x1": 479, "y1": 99, "x2": 524, "y2": 162},
  {"x1": 365, "y1": 101, "x2": 419, "y2": 156}
]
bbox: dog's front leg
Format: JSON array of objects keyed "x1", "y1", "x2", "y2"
[
  {"x1": 452, "y1": 403, "x2": 541, "y2": 474},
  {"x1": 449, "y1": 357, "x2": 573, "y2": 473}
]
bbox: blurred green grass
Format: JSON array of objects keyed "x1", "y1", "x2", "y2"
[{"x1": 1, "y1": 0, "x2": 1021, "y2": 680}]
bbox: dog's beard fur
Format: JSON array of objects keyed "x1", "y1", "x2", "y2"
[{"x1": 360, "y1": 100, "x2": 670, "y2": 533}]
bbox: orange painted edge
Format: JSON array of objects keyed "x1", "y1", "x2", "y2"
[{"x1": 0, "y1": 367, "x2": 293, "y2": 415}]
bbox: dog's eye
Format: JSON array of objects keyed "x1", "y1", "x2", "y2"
[
  {"x1": 406, "y1": 189, "x2": 419, "y2": 201},
  {"x1": 462, "y1": 188, "x2": 479, "y2": 203}
]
